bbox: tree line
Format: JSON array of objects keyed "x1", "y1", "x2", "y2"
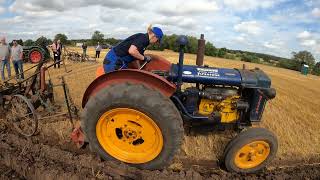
[{"x1": 19, "y1": 31, "x2": 320, "y2": 76}]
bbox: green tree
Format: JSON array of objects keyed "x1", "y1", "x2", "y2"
[
  {"x1": 35, "y1": 36, "x2": 52, "y2": 47},
  {"x1": 105, "y1": 38, "x2": 121, "y2": 46},
  {"x1": 205, "y1": 42, "x2": 217, "y2": 56},
  {"x1": 240, "y1": 53, "x2": 259, "y2": 63},
  {"x1": 54, "y1": 33, "x2": 68, "y2": 44},
  {"x1": 292, "y1": 51, "x2": 316, "y2": 67},
  {"x1": 167, "y1": 34, "x2": 179, "y2": 52},
  {"x1": 186, "y1": 36, "x2": 198, "y2": 54},
  {"x1": 225, "y1": 53, "x2": 236, "y2": 60},
  {"x1": 277, "y1": 59, "x2": 301, "y2": 71},
  {"x1": 24, "y1": 39, "x2": 34, "y2": 46},
  {"x1": 312, "y1": 62, "x2": 320, "y2": 76},
  {"x1": 91, "y1": 31, "x2": 104, "y2": 44},
  {"x1": 217, "y1": 47, "x2": 227, "y2": 58}
]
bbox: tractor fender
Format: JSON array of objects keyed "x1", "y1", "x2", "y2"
[{"x1": 81, "y1": 69, "x2": 177, "y2": 108}]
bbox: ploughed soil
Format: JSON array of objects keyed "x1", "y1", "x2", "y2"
[{"x1": 1, "y1": 117, "x2": 320, "y2": 180}]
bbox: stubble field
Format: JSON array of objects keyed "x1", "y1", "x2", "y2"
[{"x1": 1, "y1": 46, "x2": 320, "y2": 179}]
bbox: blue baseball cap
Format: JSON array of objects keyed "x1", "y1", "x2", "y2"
[{"x1": 151, "y1": 27, "x2": 163, "y2": 42}]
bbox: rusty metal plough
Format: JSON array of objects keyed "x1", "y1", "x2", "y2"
[
  {"x1": 63, "y1": 47, "x2": 97, "y2": 63},
  {"x1": 0, "y1": 59, "x2": 78, "y2": 137}
]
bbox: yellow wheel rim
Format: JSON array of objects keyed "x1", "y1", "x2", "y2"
[
  {"x1": 96, "y1": 108, "x2": 163, "y2": 164},
  {"x1": 234, "y1": 141, "x2": 270, "y2": 169}
]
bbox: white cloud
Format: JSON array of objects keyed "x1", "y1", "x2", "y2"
[
  {"x1": 301, "y1": 39, "x2": 317, "y2": 47},
  {"x1": 153, "y1": 16, "x2": 198, "y2": 29},
  {"x1": 0, "y1": 7, "x2": 5, "y2": 14},
  {"x1": 9, "y1": 0, "x2": 142, "y2": 14},
  {"x1": 297, "y1": 31, "x2": 312, "y2": 39},
  {"x1": 205, "y1": 26, "x2": 213, "y2": 31},
  {"x1": 312, "y1": 8, "x2": 320, "y2": 17},
  {"x1": 234, "y1": 21, "x2": 262, "y2": 35},
  {"x1": 297, "y1": 31, "x2": 317, "y2": 47},
  {"x1": 296, "y1": 31, "x2": 320, "y2": 60},
  {"x1": 223, "y1": 0, "x2": 283, "y2": 12},
  {"x1": 157, "y1": 0, "x2": 219, "y2": 16},
  {"x1": 2, "y1": 0, "x2": 320, "y2": 62},
  {"x1": 235, "y1": 36, "x2": 245, "y2": 42},
  {"x1": 114, "y1": 27, "x2": 130, "y2": 32},
  {"x1": 263, "y1": 40, "x2": 284, "y2": 49},
  {"x1": 264, "y1": 42, "x2": 278, "y2": 49}
]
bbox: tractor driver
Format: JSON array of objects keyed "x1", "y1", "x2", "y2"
[{"x1": 103, "y1": 25, "x2": 163, "y2": 73}]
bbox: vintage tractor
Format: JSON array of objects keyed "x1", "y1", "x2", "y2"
[
  {"x1": 75, "y1": 35, "x2": 278, "y2": 173},
  {"x1": 23, "y1": 45, "x2": 50, "y2": 63}
]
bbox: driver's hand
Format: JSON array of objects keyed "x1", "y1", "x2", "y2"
[{"x1": 144, "y1": 55, "x2": 152, "y2": 62}]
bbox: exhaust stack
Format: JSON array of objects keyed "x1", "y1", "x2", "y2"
[{"x1": 196, "y1": 34, "x2": 205, "y2": 66}]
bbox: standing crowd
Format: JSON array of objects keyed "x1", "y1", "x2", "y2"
[
  {"x1": 0, "y1": 35, "x2": 105, "y2": 82},
  {"x1": 0, "y1": 37, "x2": 24, "y2": 81}
]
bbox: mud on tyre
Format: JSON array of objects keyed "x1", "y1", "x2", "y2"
[
  {"x1": 223, "y1": 127, "x2": 278, "y2": 173},
  {"x1": 82, "y1": 83, "x2": 184, "y2": 170}
]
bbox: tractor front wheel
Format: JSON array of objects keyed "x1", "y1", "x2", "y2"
[
  {"x1": 223, "y1": 128, "x2": 278, "y2": 173},
  {"x1": 82, "y1": 83, "x2": 184, "y2": 170}
]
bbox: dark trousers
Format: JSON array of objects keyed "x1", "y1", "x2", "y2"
[
  {"x1": 13, "y1": 60, "x2": 24, "y2": 79},
  {"x1": 54, "y1": 52, "x2": 61, "y2": 68},
  {"x1": 96, "y1": 51, "x2": 101, "y2": 58}
]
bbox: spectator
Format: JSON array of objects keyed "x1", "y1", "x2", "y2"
[
  {"x1": 82, "y1": 42, "x2": 87, "y2": 58},
  {"x1": 51, "y1": 39, "x2": 62, "y2": 68},
  {"x1": 95, "y1": 42, "x2": 102, "y2": 58},
  {"x1": 10, "y1": 40, "x2": 24, "y2": 80},
  {"x1": 0, "y1": 37, "x2": 11, "y2": 81}
]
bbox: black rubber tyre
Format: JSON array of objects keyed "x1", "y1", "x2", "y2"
[
  {"x1": 223, "y1": 128, "x2": 278, "y2": 173},
  {"x1": 81, "y1": 83, "x2": 184, "y2": 170},
  {"x1": 28, "y1": 48, "x2": 44, "y2": 63}
]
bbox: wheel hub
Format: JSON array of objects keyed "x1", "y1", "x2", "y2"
[
  {"x1": 96, "y1": 108, "x2": 163, "y2": 164},
  {"x1": 234, "y1": 141, "x2": 270, "y2": 169}
]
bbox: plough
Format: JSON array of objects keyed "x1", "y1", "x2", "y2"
[
  {"x1": 63, "y1": 47, "x2": 97, "y2": 63},
  {"x1": 0, "y1": 59, "x2": 78, "y2": 137}
]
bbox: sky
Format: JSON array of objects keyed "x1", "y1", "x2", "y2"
[{"x1": 0, "y1": 0, "x2": 319, "y2": 60}]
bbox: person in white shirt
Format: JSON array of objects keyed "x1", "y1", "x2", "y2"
[
  {"x1": 95, "y1": 42, "x2": 102, "y2": 58},
  {"x1": 10, "y1": 40, "x2": 24, "y2": 80},
  {"x1": 0, "y1": 37, "x2": 11, "y2": 81}
]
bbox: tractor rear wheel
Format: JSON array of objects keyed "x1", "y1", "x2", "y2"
[
  {"x1": 82, "y1": 83, "x2": 183, "y2": 170},
  {"x1": 223, "y1": 128, "x2": 278, "y2": 173},
  {"x1": 28, "y1": 48, "x2": 44, "y2": 63}
]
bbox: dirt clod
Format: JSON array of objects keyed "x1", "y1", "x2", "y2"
[{"x1": 1, "y1": 107, "x2": 320, "y2": 179}]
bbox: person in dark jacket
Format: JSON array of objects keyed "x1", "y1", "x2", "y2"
[
  {"x1": 51, "y1": 39, "x2": 62, "y2": 68},
  {"x1": 95, "y1": 42, "x2": 102, "y2": 58},
  {"x1": 82, "y1": 42, "x2": 87, "y2": 58},
  {"x1": 103, "y1": 25, "x2": 163, "y2": 73}
]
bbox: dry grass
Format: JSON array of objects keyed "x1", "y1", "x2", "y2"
[
  {"x1": 149, "y1": 50, "x2": 320, "y2": 162},
  {"x1": 3, "y1": 46, "x2": 320, "y2": 163}
]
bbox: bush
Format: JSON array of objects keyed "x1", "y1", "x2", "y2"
[
  {"x1": 205, "y1": 42, "x2": 217, "y2": 56},
  {"x1": 240, "y1": 53, "x2": 259, "y2": 63},
  {"x1": 224, "y1": 53, "x2": 236, "y2": 60},
  {"x1": 277, "y1": 59, "x2": 301, "y2": 71},
  {"x1": 312, "y1": 62, "x2": 320, "y2": 76}
]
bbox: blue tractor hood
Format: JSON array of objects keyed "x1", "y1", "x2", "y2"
[{"x1": 168, "y1": 64, "x2": 271, "y2": 88}]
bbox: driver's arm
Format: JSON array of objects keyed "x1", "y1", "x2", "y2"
[
  {"x1": 128, "y1": 45, "x2": 145, "y2": 61},
  {"x1": 130, "y1": 60, "x2": 141, "y2": 69}
]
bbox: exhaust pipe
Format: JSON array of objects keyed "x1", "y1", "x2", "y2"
[{"x1": 196, "y1": 34, "x2": 205, "y2": 66}]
